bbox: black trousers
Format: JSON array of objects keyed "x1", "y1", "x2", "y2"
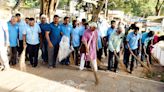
[
  {"x1": 27, "y1": 44, "x2": 39, "y2": 67},
  {"x1": 124, "y1": 48, "x2": 138, "y2": 72},
  {"x1": 108, "y1": 50, "x2": 119, "y2": 71},
  {"x1": 72, "y1": 47, "x2": 79, "y2": 65},
  {"x1": 10, "y1": 47, "x2": 17, "y2": 65},
  {"x1": 97, "y1": 48, "x2": 103, "y2": 61},
  {"x1": 18, "y1": 40, "x2": 23, "y2": 55}
]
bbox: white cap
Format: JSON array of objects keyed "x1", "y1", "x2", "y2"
[
  {"x1": 41, "y1": 14, "x2": 47, "y2": 18},
  {"x1": 89, "y1": 22, "x2": 97, "y2": 28}
]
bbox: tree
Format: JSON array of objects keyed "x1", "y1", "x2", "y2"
[{"x1": 155, "y1": 0, "x2": 164, "y2": 16}]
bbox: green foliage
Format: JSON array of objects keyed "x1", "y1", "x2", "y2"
[
  {"x1": 58, "y1": 0, "x2": 70, "y2": 9},
  {"x1": 107, "y1": 0, "x2": 156, "y2": 17}
]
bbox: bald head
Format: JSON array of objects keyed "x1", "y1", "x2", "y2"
[{"x1": 10, "y1": 16, "x2": 17, "y2": 25}]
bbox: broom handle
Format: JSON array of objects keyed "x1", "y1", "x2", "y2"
[
  {"x1": 128, "y1": 47, "x2": 151, "y2": 72},
  {"x1": 113, "y1": 51, "x2": 129, "y2": 72}
]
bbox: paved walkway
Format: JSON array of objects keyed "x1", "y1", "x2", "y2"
[{"x1": 0, "y1": 64, "x2": 163, "y2": 92}]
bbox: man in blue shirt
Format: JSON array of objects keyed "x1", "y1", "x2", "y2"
[
  {"x1": 104, "y1": 20, "x2": 116, "y2": 57},
  {"x1": 16, "y1": 13, "x2": 26, "y2": 56},
  {"x1": 39, "y1": 15, "x2": 50, "y2": 63},
  {"x1": 46, "y1": 15, "x2": 61, "y2": 68},
  {"x1": 71, "y1": 20, "x2": 81, "y2": 65},
  {"x1": 124, "y1": 27, "x2": 141, "y2": 74},
  {"x1": 8, "y1": 16, "x2": 19, "y2": 65},
  {"x1": 23, "y1": 18, "x2": 41, "y2": 67},
  {"x1": 141, "y1": 31, "x2": 148, "y2": 61},
  {"x1": 60, "y1": 16, "x2": 72, "y2": 65},
  {"x1": 97, "y1": 30, "x2": 103, "y2": 61}
]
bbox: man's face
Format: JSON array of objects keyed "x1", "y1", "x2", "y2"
[
  {"x1": 90, "y1": 26, "x2": 96, "y2": 31},
  {"x1": 41, "y1": 17, "x2": 46, "y2": 23},
  {"x1": 25, "y1": 19, "x2": 29, "y2": 24},
  {"x1": 53, "y1": 17, "x2": 59, "y2": 24},
  {"x1": 11, "y1": 18, "x2": 17, "y2": 25},
  {"x1": 16, "y1": 16, "x2": 21, "y2": 22},
  {"x1": 117, "y1": 28, "x2": 122, "y2": 34},
  {"x1": 111, "y1": 22, "x2": 116, "y2": 28},
  {"x1": 134, "y1": 30, "x2": 138, "y2": 35},
  {"x1": 64, "y1": 18, "x2": 69, "y2": 25},
  {"x1": 29, "y1": 20, "x2": 35, "y2": 26}
]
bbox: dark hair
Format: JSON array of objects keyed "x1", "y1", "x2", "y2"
[
  {"x1": 134, "y1": 27, "x2": 139, "y2": 31},
  {"x1": 29, "y1": 18, "x2": 35, "y2": 21},
  {"x1": 148, "y1": 31, "x2": 154, "y2": 37},
  {"x1": 54, "y1": 15, "x2": 59, "y2": 18},
  {"x1": 111, "y1": 20, "x2": 116, "y2": 24},
  {"x1": 72, "y1": 20, "x2": 77, "y2": 24},
  {"x1": 15, "y1": 13, "x2": 21, "y2": 17},
  {"x1": 64, "y1": 16, "x2": 69, "y2": 20},
  {"x1": 82, "y1": 19, "x2": 86, "y2": 23},
  {"x1": 25, "y1": 17, "x2": 30, "y2": 20}
]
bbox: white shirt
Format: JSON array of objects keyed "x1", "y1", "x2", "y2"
[{"x1": 0, "y1": 21, "x2": 8, "y2": 46}]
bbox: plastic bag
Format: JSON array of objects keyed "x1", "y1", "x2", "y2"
[{"x1": 57, "y1": 36, "x2": 74, "y2": 62}]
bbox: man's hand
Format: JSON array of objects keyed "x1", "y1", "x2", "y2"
[
  {"x1": 48, "y1": 42, "x2": 53, "y2": 48},
  {"x1": 23, "y1": 43, "x2": 26, "y2": 49},
  {"x1": 86, "y1": 47, "x2": 89, "y2": 53},
  {"x1": 5, "y1": 42, "x2": 9, "y2": 48}
]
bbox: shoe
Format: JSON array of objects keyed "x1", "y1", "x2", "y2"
[
  {"x1": 65, "y1": 62, "x2": 70, "y2": 65},
  {"x1": 48, "y1": 66, "x2": 53, "y2": 69},
  {"x1": 129, "y1": 71, "x2": 132, "y2": 74}
]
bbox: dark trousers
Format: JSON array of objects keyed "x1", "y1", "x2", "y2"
[
  {"x1": 97, "y1": 48, "x2": 103, "y2": 61},
  {"x1": 27, "y1": 44, "x2": 39, "y2": 67},
  {"x1": 141, "y1": 44, "x2": 145, "y2": 61},
  {"x1": 48, "y1": 45, "x2": 59, "y2": 67},
  {"x1": 18, "y1": 40, "x2": 23, "y2": 55},
  {"x1": 41, "y1": 39, "x2": 48, "y2": 62},
  {"x1": 103, "y1": 36, "x2": 108, "y2": 56},
  {"x1": 146, "y1": 46, "x2": 152, "y2": 64},
  {"x1": 108, "y1": 50, "x2": 119, "y2": 71},
  {"x1": 124, "y1": 48, "x2": 138, "y2": 72},
  {"x1": 10, "y1": 47, "x2": 17, "y2": 65},
  {"x1": 72, "y1": 47, "x2": 79, "y2": 65}
]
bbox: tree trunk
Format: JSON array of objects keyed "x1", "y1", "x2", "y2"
[
  {"x1": 91, "y1": 0, "x2": 105, "y2": 22},
  {"x1": 12, "y1": 0, "x2": 21, "y2": 14},
  {"x1": 40, "y1": 0, "x2": 59, "y2": 22}
]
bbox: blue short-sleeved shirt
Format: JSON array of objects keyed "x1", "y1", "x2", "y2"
[
  {"x1": 97, "y1": 30, "x2": 103, "y2": 49},
  {"x1": 48, "y1": 22, "x2": 62, "y2": 46},
  {"x1": 18, "y1": 20, "x2": 26, "y2": 40},
  {"x1": 141, "y1": 32, "x2": 148, "y2": 44},
  {"x1": 107, "y1": 27, "x2": 116, "y2": 40},
  {"x1": 23, "y1": 24, "x2": 41, "y2": 45},
  {"x1": 60, "y1": 24, "x2": 72, "y2": 39},
  {"x1": 71, "y1": 27, "x2": 81, "y2": 47},
  {"x1": 126, "y1": 32, "x2": 140, "y2": 50},
  {"x1": 79, "y1": 25, "x2": 85, "y2": 36},
  {"x1": 8, "y1": 22, "x2": 19, "y2": 47},
  {"x1": 39, "y1": 23, "x2": 51, "y2": 38}
]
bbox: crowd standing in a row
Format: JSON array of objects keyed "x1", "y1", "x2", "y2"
[{"x1": 0, "y1": 13, "x2": 160, "y2": 74}]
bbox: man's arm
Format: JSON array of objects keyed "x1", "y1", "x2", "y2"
[
  {"x1": 45, "y1": 31, "x2": 53, "y2": 48},
  {"x1": 23, "y1": 34, "x2": 26, "y2": 48}
]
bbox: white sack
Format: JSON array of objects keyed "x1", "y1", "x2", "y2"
[{"x1": 57, "y1": 36, "x2": 74, "y2": 62}]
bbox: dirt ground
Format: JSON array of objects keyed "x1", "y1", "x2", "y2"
[{"x1": 6, "y1": 54, "x2": 163, "y2": 92}]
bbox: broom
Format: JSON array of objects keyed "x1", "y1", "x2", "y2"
[
  {"x1": 19, "y1": 47, "x2": 26, "y2": 71},
  {"x1": 128, "y1": 47, "x2": 151, "y2": 72},
  {"x1": 113, "y1": 51, "x2": 129, "y2": 73}
]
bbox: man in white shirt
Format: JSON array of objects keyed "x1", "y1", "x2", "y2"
[
  {"x1": 108, "y1": 26, "x2": 124, "y2": 72},
  {"x1": 23, "y1": 18, "x2": 41, "y2": 67},
  {"x1": 0, "y1": 20, "x2": 10, "y2": 70}
]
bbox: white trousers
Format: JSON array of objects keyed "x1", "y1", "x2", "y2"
[
  {"x1": 0, "y1": 46, "x2": 10, "y2": 69},
  {"x1": 79, "y1": 53, "x2": 97, "y2": 71}
]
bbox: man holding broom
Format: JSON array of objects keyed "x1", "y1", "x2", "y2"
[
  {"x1": 124, "y1": 27, "x2": 141, "y2": 74},
  {"x1": 108, "y1": 26, "x2": 124, "y2": 72}
]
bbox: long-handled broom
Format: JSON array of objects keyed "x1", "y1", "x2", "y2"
[{"x1": 19, "y1": 47, "x2": 26, "y2": 71}]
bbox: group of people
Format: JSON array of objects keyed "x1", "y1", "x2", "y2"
[{"x1": 0, "y1": 13, "x2": 158, "y2": 74}]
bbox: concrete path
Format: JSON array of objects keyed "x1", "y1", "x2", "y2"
[{"x1": 0, "y1": 64, "x2": 163, "y2": 92}]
